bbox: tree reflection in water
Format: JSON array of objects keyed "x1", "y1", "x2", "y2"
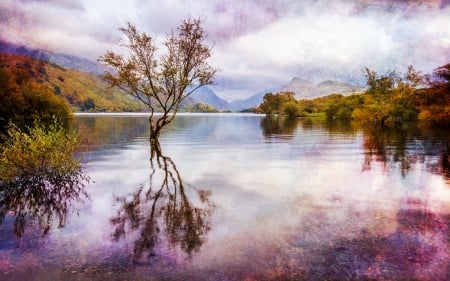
[
  {"x1": 362, "y1": 125, "x2": 413, "y2": 175},
  {"x1": 261, "y1": 116, "x2": 299, "y2": 139},
  {"x1": 110, "y1": 142, "x2": 213, "y2": 262},
  {"x1": 361, "y1": 124, "x2": 450, "y2": 181},
  {"x1": 259, "y1": 116, "x2": 449, "y2": 182},
  {"x1": 0, "y1": 178, "x2": 88, "y2": 237}
]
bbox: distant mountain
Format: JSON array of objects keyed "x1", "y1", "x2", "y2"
[
  {"x1": 229, "y1": 91, "x2": 267, "y2": 111},
  {"x1": 0, "y1": 40, "x2": 105, "y2": 74},
  {"x1": 282, "y1": 77, "x2": 364, "y2": 99},
  {"x1": 190, "y1": 87, "x2": 230, "y2": 110},
  {"x1": 226, "y1": 78, "x2": 365, "y2": 111}
]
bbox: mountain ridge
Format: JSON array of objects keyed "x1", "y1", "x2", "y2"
[
  {"x1": 282, "y1": 77, "x2": 364, "y2": 99},
  {"x1": 189, "y1": 87, "x2": 230, "y2": 110},
  {"x1": 0, "y1": 40, "x2": 106, "y2": 74}
]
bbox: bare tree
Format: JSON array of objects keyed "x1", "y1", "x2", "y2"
[{"x1": 99, "y1": 18, "x2": 217, "y2": 144}]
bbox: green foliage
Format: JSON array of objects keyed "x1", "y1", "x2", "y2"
[
  {"x1": 259, "y1": 91, "x2": 297, "y2": 116},
  {"x1": 259, "y1": 91, "x2": 362, "y2": 119},
  {"x1": 0, "y1": 119, "x2": 89, "y2": 236},
  {"x1": 259, "y1": 63, "x2": 449, "y2": 126},
  {"x1": 239, "y1": 107, "x2": 257, "y2": 113},
  {"x1": 325, "y1": 94, "x2": 364, "y2": 120},
  {"x1": 258, "y1": 63, "x2": 450, "y2": 126},
  {"x1": 297, "y1": 99, "x2": 315, "y2": 114},
  {"x1": 261, "y1": 115, "x2": 299, "y2": 137},
  {"x1": 21, "y1": 82, "x2": 72, "y2": 119},
  {"x1": 282, "y1": 100, "x2": 302, "y2": 119},
  {"x1": 259, "y1": 93, "x2": 275, "y2": 114},
  {"x1": 185, "y1": 103, "x2": 219, "y2": 113}
]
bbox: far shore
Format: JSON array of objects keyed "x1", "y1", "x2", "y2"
[{"x1": 73, "y1": 112, "x2": 263, "y2": 117}]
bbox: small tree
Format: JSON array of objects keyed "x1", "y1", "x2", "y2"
[
  {"x1": 259, "y1": 91, "x2": 296, "y2": 115},
  {"x1": 99, "y1": 18, "x2": 216, "y2": 144},
  {"x1": 282, "y1": 100, "x2": 301, "y2": 119},
  {"x1": 353, "y1": 66, "x2": 422, "y2": 125}
]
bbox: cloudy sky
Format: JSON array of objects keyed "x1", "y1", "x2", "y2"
[{"x1": 1, "y1": 0, "x2": 450, "y2": 100}]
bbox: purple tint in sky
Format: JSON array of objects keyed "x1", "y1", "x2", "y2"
[{"x1": 1, "y1": 0, "x2": 449, "y2": 100}]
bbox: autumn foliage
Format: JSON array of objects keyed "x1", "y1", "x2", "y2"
[
  {"x1": 259, "y1": 63, "x2": 450, "y2": 125},
  {"x1": 99, "y1": 18, "x2": 216, "y2": 142},
  {"x1": 417, "y1": 63, "x2": 450, "y2": 124},
  {"x1": 0, "y1": 55, "x2": 71, "y2": 125}
]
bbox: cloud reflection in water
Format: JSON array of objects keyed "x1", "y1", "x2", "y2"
[{"x1": 110, "y1": 143, "x2": 213, "y2": 263}]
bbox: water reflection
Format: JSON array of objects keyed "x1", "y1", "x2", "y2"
[
  {"x1": 260, "y1": 116, "x2": 299, "y2": 138},
  {"x1": 362, "y1": 125, "x2": 413, "y2": 175},
  {"x1": 71, "y1": 115, "x2": 149, "y2": 153},
  {"x1": 322, "y1": 119, "x2": 358, "y2": 135},
  {"x1": 440, "y1": 149, "x2": 450, "y2": 181},
  {"x1": 422, "y1": 126, "x2": 450, "y2": 183},
  {"x1": 110, "y1": 143, "x2": 213, "y2": 262},
  {"x1": 0, "y1": 171, "x2": 88, "y2": 237},
  {"x1": 303, "y1": 204, "x2": 450, "y2": 280},
  {"x1": 2, "y1": 114, "x2": 448, "y2": 280},
  {"x1": 260, "y1": 115, "x2": 450, "y2": 182},
  {"x1": 361, "y1": 124, "x2": 450, "y2": 181}
]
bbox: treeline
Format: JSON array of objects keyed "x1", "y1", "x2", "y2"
[
  {"x1": 258, "y1": 63, "x2": 450, "y2": 125},
  {"x1": 182, "y1": 103, "x2": 219, "y2": 113},
  {"x1": 0, "y1": 62, "x2": 71, "y2": 125}
]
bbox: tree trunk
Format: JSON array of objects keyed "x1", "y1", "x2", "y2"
[
  {"x1": 149, "y1": 127, "x2": 161, "y2": 145},
  {"x1": 149, "y1": 118, "x2": 161, "y2": 145},
  {"x1": 149, "y1": 114, "x2": 171, "y2": 144},
  {"x1": 380, "y1": 116, "x2": 388, "y2": 127},
  {"x1": 149, "y1": 137, "x2": 162, "y2": 159}
]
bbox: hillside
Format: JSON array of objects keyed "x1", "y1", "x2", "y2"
[
  {"x1": 282, "y1": 78, "x2": 364, "y2": 99},
  {"x1": 1, "y1": 41, "x2": 237, "y2": 112},
  {"x1": 0, "y1": 40, "x2": 105, "y2": 74},
  {"x1": 229, "y1": 91, "x2": 267, "y2": 111},
  {"x1": 0, "y1": 53, "x2": 145, "y2": 112},
  {"x1": 189, "y1": 86, "x2": 230, "y2": 110}
]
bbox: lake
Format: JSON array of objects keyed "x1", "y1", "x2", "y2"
[{"x1": 1, "y1": 113, "x2": 450, "y2": 280}]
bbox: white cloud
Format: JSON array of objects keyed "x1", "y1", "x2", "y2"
[{"x1": 1, "y1": 0, "x2": 449, "y2": 100}]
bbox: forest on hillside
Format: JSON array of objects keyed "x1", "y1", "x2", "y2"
[{"x1": 0, "y1": 53, "x2": 145, "y2": 124}]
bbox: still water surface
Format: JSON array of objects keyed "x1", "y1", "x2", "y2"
[{"x1": 1, "y1": 113, "x2": 450, "y2": 280}]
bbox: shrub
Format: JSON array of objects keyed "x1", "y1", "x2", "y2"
[
  {"x1": 282, "y1": 100, "x2": 301, "y2": 119},
  {"x1": 0, "y1": 119, "x2": 89, "y2": 236}
]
